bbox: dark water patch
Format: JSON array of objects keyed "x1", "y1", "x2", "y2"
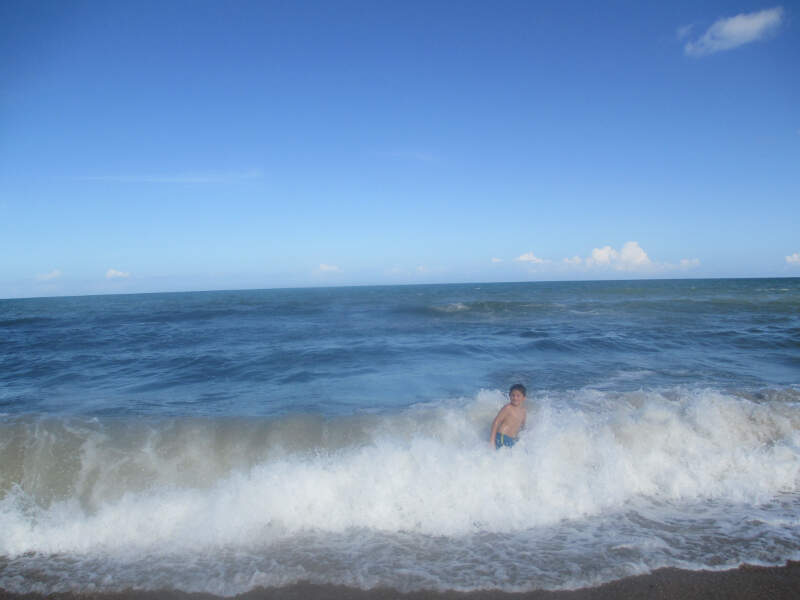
[
  {"x1": 279, "y1": 366, "x2": 378, "y2": 385},
  {"x1": 524, "y1": 338, "x2": 573, "y2": 353},
  {"x1": 394, "y1": 300, "x2": 560, "y2": 319},
  {"x1": 520, "y1": 330, "x2": 550, "y2": 339},
  {"x1": 279, "y1": 370, "x2": 317, "y2": 384},
  {"x1": 0, "y1": 316, "x2": 55, "y2": 328}
]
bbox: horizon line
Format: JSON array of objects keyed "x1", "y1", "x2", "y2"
[{"x1": 3, "y1": 275, "x2": 798, "y2": 302}]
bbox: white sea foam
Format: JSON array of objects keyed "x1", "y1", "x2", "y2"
[
  {"x1": 1, "y1": 388, "x2": 800, "y2": 593},
  {"x1": 433, "y1": 302, "x2": 470, "y2": 312}
]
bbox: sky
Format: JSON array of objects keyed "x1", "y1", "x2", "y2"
[{"x1": 1, "y1": 0, "x2": 798, "y2": 298}]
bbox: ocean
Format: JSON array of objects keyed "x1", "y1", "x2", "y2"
[{"x1": 1, "y1": 278, "x2": 799, "y2": 595}]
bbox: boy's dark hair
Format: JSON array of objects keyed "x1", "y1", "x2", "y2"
[{"x1": 510, "y1": 383, "x2": 526, "y2": 396}]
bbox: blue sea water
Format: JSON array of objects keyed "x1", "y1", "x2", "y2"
[{"x1": 1, "y1": 279, "x2": 799, "y2": 594}]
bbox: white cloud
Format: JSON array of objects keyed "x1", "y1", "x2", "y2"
[
  {"x1": 417, "y1": 265, "x2": 429, "y2": 272},
  {"x1": 588, "y1": 245, "x2": 619, "y2": 266},
  {"x1": 684, "y1": 7, "x2": 784, "y2": 56},
  {"x1": 106, "y1": 268, "x2": 130, "y2": 279},
  {"x1": 36, "y1": 269, "x2": 62, "y2": 281},
  {"x1": 786, "y1": 253, "x2": 800, "y2": 265},
  {"x1": 680, "y1": 258, "x2": 701, "y2": 269},
  {"x1": 619, "y1": 240, "x2": 652, "y2": 268},
  {"x1": 515, "y1": 252, "x2": 547, "y2": 264},
  {"x1": 319, "y1": 263, "x2": 341, "y2": 272},
  {"x1": 581, "y1": 242, "x2": 696, "y2": 273},
  {"x1": 587, "y1": 241, "x2": 652, "y2": 270},
  {"x1": 491, "y1": 257, "x2": 503, "y2": 263},
  {"x1": 507, "y1": 242, "x2": 699, "y2": 275}
]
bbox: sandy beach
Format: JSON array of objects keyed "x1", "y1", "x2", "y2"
[{"x1": 1, "y1": 562, "x2": 798, "y2": 600}]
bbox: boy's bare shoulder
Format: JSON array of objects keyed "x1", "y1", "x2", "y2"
[{"x1": 496, "y1": 402, "x2": 515, "y2": 417}]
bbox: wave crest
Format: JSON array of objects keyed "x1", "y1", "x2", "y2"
[{"x1": 2, "y1": 387, "x2": 799, "y2": 558}]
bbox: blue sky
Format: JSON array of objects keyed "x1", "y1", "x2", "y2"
[{"x1": 1, "y1": 1, "x2": 798, "y2": 298}]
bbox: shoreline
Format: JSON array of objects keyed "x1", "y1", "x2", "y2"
[{"x1": 2, "y1": 562, "x2": 798, "y2": 600}]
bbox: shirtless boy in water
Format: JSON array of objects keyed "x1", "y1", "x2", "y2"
[{"x1": 489, "y1": 384, "x2": 527, "y2": 449}]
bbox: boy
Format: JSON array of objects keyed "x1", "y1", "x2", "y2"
[{"x1": 490, "y1": 384, "x2": 527, "y2": 449}]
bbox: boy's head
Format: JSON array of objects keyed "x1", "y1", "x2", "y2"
[{"x1": 509, "y1": 383, "x2": 526, "y2": 405}]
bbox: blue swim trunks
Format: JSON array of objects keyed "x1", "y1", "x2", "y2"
[{"x1": 495, "y1": 433, "x2": 518, "y2": 449}]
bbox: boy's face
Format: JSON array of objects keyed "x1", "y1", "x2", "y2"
[{"x1": 509, "y1": 389, "x2": 525, "y2": 406}]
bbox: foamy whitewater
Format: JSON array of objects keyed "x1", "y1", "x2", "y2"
[{"x1": 1, "y1": 280, "x2": 799, "y2": 594}]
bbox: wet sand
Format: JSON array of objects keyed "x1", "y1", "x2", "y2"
[{"x1": 1, "y1": 561, "x2": 799, "y2": 600}]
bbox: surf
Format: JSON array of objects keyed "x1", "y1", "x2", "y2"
[{"x1": 2, "y1": 388, "x2": 798, "y2": 553}]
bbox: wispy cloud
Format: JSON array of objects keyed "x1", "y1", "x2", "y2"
[
  {"x1": 106, "y1": 268, "x2": 130, "y2": 279},
  {"x1": 679, "y1": 258, "x2": 701, "y2": 269},
  {"x1": 683, "y1": 7, "x2": 784, "y2": 56},
  {"x1": 36, "y1": 269, "x2": 62, "y2": 281},
  {"x1": 515, "y1": 252, "x2": 548, "y2": 264},
  {"x1": 676, "y1": 24, "x2": 695, "y2": 40},
  {"x1": 786, "y1": 252, "x2": 800, "y2": 265},
  {"x1": 491, "y1": 257, "x2": 504, "y2": 263},
  {"x1": 77, "y1": 169, "x2": 263, "y2": 184},
  {"x1": 319, "y1": 263, "x2": 342, "y2": 273}
]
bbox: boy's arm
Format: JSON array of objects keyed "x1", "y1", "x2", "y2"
[{"x1": 489, "y1": 406, "x2": 507, "y2": 447}]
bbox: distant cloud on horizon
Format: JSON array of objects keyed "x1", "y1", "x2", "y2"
[
  {"x1": 498, "y1": 242, "x2": 700, "y2": 275},
  {"x1": 106, "y1": 268, "x2": 130, "y2": 280},
  {"x1": 318, "y1": 263, "x2": 342, "y2": 273},
  {"x1": 786, "y1": 252, "x2": 800, "y2": 265},
  {"x1": 515, "y1": 252, "x2": 547, "y2": 264},
  {"x1": 682, "y1": 6, "x2": 784, "y2": 56},
  {"x1": 35, "y1": 269, "x2": 62, "y2": 281},
  {"x1": 583, "y1": 242, "x2": 700, "y2": 273},
  {"x1": 586, "y1": 241, "x2": 652, "y2": 270}
]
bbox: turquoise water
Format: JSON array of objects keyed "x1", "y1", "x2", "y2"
[{"x1": 1, "y1": 279, "x2": 799, "y2": 594}]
